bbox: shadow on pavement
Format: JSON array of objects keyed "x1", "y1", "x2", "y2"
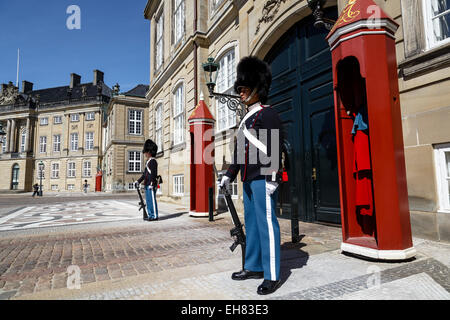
[
  {"x1": 279, "y1": 234, "x2": 309, "y2": 288},
  {"x1": 158, "y1": 211, "x2": 189, "y2": 221}
]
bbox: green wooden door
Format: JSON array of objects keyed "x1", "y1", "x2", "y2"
[{"x1": 265, "y1": 8, "x2": 340, "y2": 224}]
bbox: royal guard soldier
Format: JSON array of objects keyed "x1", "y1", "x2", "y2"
[
  {"x1": 219, "y1": 56, "x2": 283, "y2": 295},
  {"x1": 135, "y1": 139, "x2": 159, "y2": 221}
]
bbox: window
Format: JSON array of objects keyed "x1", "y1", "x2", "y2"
[
  {"x1": 155, "y1": 103, "x2": 163, "y2": 152},
  {"x1": 67, "y1": 162, "x2": 76, "y2": 178},
  {"x1": 211, "y1": 0, "x2": 225, "y2": 13},
  {"x1": 173, "y1": 0, "x2": 185, "y2": 44},
  {"x1": 86, "y1": 112, "x2": 95, "y2": 121},
  {"x1": 435, "y1": 143, "x2": 450, "y2": 212},
  {"x1": 173, "y1": 85, "x2": 184, "y2": 145},
  {"x1": 85, "y1": 132, "x2": 94, "y2": 150},
  {"x1": 40, "y1": 117, "x2": 48, "y2": 126},
  {"x1": 155, "y1": 12, "x2": 164, "y2": 71},
  {"x1": 20, "y1": 131, "x2": 26, "y2": 152},
  {"x1": 39, "y1": 136, "x2": 47, "y2": 153},
  {"x1": 216, "y1": 49, "x2": 237, "y2": 131},
  {"x1": 128, "y1": 110, "x2": 142, "y2": 135},
  {"x1": 217, "y1": 171, "x2": 238, "y2": 199},
  {"x1": 70, "y1": 133, "x2": 78, "y2": 151},
  {"x1": 128, "y1": 183, "x2": 136, "y2": 190},
  {"x1": 423, "y1": 0, "x2": 450, "y2": 49},
  {"x1": 51, "y1": 184, "x2": 59, "y2": 191},
  {"x1": 37, "y1": 166, "x2": 45, "y2": 180},
  {"x1": 128, "y1": 151, "x2": 141, "y2": 172},
  {"x1": 83, "y1": 161, "x2": 92, "y2": 177},
  {"x1": 54, "y1": 116, "x2": 62, "y2": 124},
  {"x1": 67, "y1": 184, "x2": 75, "y2": 191},
  {"x1": 53, "y1": 135, "x2": 61, "y2": 152},
  {"x1": 1, "y1": 135, "x2": 6, "y2": 153},
  {"x1": 173, "y1": 174, "x2": 184, "y2": 196},
  {"x1": 51, "y1": 163, "x2": 60, "y2": 179},
  {"x1": 71, "y1": 113, "x2": 80, "y2": 122}
]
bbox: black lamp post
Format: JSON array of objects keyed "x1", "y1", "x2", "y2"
[
  {"x1": 307, "y1": 0, "x2": 336, "y2": 31},
  {"x1": 38, "y1": 161, "x2": 44, "y2": 197},
  {"x1": 202, "y1": 57, "x2": 246, "y2": 120}
]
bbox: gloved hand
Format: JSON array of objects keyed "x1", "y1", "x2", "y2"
[
  {"x1": 218, "y1": 176, "x2": 230, "y2": 189},
  {"x1": 266, "y1": 181, "x2": 278, "y2": 195},
  {"x1": 134, "y1": 181, "x2": 140, "y2": 189}
]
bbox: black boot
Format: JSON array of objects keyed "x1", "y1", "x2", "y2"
[
  {"x1": 257, "y1": 279, "x2": 281, "y2": 295},
  {"x1": 231, "y1": 270, "x2": 264, "y2": 281}
]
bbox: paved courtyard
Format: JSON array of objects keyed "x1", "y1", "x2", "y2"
[{"x1": 0, "y1": 193, "x2": 448, "y2": 301}]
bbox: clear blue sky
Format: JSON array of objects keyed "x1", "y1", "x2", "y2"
[{"x1": 0, "y1": 0, "x2": 149, "y2": 93}]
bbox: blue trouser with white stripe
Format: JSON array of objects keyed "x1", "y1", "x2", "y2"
[
  {"x1": 145, "y1": 186, "x2": 158, "y2": 219},
  {"x1": 243, "y1": 178, "x2": 280, "y2": 281}
]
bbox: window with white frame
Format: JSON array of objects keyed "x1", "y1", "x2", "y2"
[
  {"x1": 155, "y1": 103, "x2": 163, "y2": 152},
  {"x1": 70, "y1": 133, "x2": 78, "y2": 151},
  {"x1": 173, "y1": 174, "x2": 184, "y2": 196},
  {"x1": 51, "y1": 163, "x2": 60, "y2": 179},
  {"x1": 435, "y1": 143, "x2": 450, "y2": 212},
  {"x1": 39, "y1": 136, "x2": 47, "y2": 153},
  {"x1": 53, "y1": 135, "x2": 61, "y2": 152},
  {"x1": 40, "y1": 117, "x2": 48, "y2": 126},
  {"x1": 128, "y1": 182, "x2": 137, "y2": 190},
  {"x1": 51, "y1": 184, "x2": 59, "y2": 191},
  {"x1": 67, "y1": 184, "x2": 75, "y2": 191},
  {"x1": 423, "y1": 0, "x2": 450, "y2": 49},
  {"x1": 70, "y1": 113, "x2": 80, "y2": 122},
  {"x1": 38, "y1": 167, "x2": 45, "y2": 180},
  {"x1": 83, "y1": 161, "x2": 92, "y2": 177},
  {"x1": 86, "y1": 112, "x2": 95, "y2": 121},
  {"x1": 216, "y1": 49, "x2": 237, "y2": 131},
  {"x1": 85, "y1": 132, "x2": 94, "y2": 150},
  {"x1": 20, "y1": 131, "x2": 26, "y2": 152},
  {"x1": 1, "y1": 135, "x2": 6, "y2": 153},
  {"x1": 67, "y1": 162, "x2": 76, "y2": 178},
  {"x1": 53, "y1": 115, "x2": 62, "y2": 124},
  {"x1": 155, "y1": 12, "x2": 164, "y2": 71},
  {"x1": 128, "y1": 151, "x2": 141, "y2": 172},
  {"x1": 217, "y1": 170, "x2": 238, "y2": 199},
  {"x1": 173, "y1": 84, "x2": 184, "y2": 145},
  {"x1": 211, "y1": 0, "x2": 225, "y2": 13},
  {"x1": 173, "y1": 0, "x2": 185, "y2": 44},
  {"x1": 128, "y1": 110, "x2": 142, "y2": 135}
]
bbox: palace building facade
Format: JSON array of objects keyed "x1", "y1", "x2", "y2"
[
  {"x1": 102, "y1": 84, "x2": 150, "y2": 192},
  {"x1": 0, "y1": 70, "x2": 111, "y2": 193},
  {"x1": 143, "y1": 0, "x2": 450, "y2": 242}
]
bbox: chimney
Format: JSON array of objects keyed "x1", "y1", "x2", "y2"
[
  {"x1": 1, "y1": 84, "x2": 7, "y2": 95},
  {"x1": 93, "y1": 69, "x2": 104, "y2": 86},
  {"x1": 21, "y1": 81, "x2": 34, "y2": 93},
  {"x1": 70, "y1": 73, "x2": 81, "y2": 88}
]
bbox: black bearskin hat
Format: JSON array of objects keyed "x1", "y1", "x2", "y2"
[
  {"x1": 142, "y1": 139, "x2": 158, "y2": 157},
  {"x1": 234, "y1": 56, "x2": 272, "y2": 104}
]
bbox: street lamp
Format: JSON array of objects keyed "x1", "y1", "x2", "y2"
[
  {"x1": 307, "y1": 0, "x2": 336, "y2": 31},
  {"x1": 202, "y1": 57, "x2": 246, "y2": 120},
  {"x1": 38, "y1": 161, "x2": 44, "y2": 197}
]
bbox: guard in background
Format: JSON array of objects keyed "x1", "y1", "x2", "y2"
[
  {"x1": 135, "y1": 139, "x2": 159, "y2": 221},
  {"x1": 219, "y1": 56, "x2": 283, "y2": 295}
]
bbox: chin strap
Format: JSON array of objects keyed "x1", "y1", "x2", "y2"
[{"x1": 243, "y1": 87, "x2": 258, "y2": 104}]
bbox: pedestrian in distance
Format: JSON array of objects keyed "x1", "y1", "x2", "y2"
[
  {"x1": 135, "y1": 139, "x2": 159, "y2": 221},
  {"x1": 32, "y1": 183, "x2": 39, "y2": 197},
  {"x1": 219, "y1": 56, "x2": 284, "y2": 295},
  {"x1": 83, "y1": 180, "x2": 88, "y2": 193}
]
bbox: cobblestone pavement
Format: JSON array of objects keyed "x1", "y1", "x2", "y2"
[{"x1": 0, "y1": 197, "x2": 448, "y2": 300}]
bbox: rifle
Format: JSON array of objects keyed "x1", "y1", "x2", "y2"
[
  {"x1": 136, "y1": 184, "x2": 149, "y2": 220},
  {"x1": 213, "y1": 164, "x2": 246, "y2": 271}
]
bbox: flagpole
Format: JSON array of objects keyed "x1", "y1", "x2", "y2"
[{"x1": 16, "y1": 48, "x2": 20, "y2": 88}]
